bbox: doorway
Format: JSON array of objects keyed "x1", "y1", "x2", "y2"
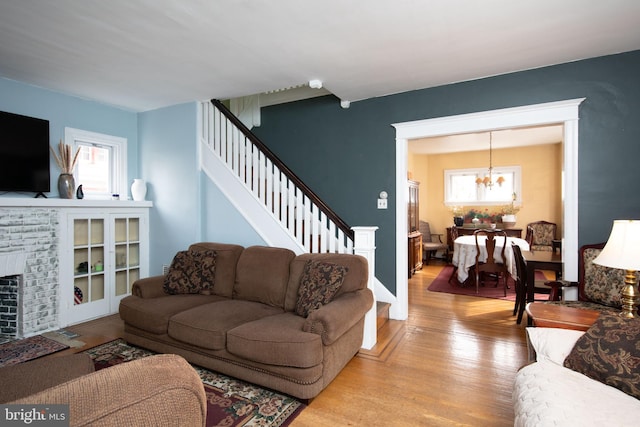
[{"x1": 390, "y1": 98, "x2": 584, "y2": 320}]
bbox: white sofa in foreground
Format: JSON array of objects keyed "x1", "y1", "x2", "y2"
[{"x1": 513, "y1": 326, "x2": 640, "y2": 427}]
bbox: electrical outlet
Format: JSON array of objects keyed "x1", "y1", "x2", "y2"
[{"x1": 377, "y1": 198, "x2": 387, "y2": 209}]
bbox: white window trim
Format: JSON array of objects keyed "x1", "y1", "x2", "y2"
[
  {"x1": 65, "y1": 127, "x2": 127, "y2": 199},
  {"x1": 444, "y1": 166, "x2": 522, "y2": 206}
]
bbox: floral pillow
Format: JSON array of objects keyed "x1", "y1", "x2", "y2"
[
  {"x1": 163, "y1": 249, "x2": 217, "y2": 295},
  {"x1": 564, "y1": 314, "x2": 640, "y2": 399},
  {"x1": 295, "y1": 260, "x2": 348, "y2": 317}
]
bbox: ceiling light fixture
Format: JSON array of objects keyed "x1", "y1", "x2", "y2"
[
  {"x1": 476, "y1": 131, "x2": 504, "y2": 188},
  {"x1": 308, "y1": 79, "x2": 323, "y2": 89}
]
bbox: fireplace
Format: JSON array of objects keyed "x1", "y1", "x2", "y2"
[{"x1": 0, "y1": 208, "x2": 59, "y2": 339}]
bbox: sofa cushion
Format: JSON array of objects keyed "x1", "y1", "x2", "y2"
[
  {"x1": 233, "y1": 246, "x2": 295, "y2": 308},
  {"x1": 164, "y1": 249, "x2": 217, "y2": 295},
  {"x1": 564, "y1": 314, "x2": 640, "y2": 400},
  {"x1": 285, "y1": 253, "x2": 368, "y2": 312},
  {"x1": 295, "y1": 260, "x2": 347, "y2": 317},
  {"x1": 227, "y1": 313, "x2": 322, "y2": 368},
  {"x1": 168, "y1": 300, "x2": 284, "y2": 350},
  {"x1": 188, "y1": 242, "x2": 244, "y2": 298},
  {"x1": 119, "y1": 294, "x2": 225, "y2": 334}
]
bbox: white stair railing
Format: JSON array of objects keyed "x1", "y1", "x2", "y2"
[{"x1": 199, "y1": 99, "x2": 355, "y2": 254}]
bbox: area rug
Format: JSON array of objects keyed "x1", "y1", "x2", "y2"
[
  {"x1": 0, "y1": 335, "x2": 69, "y2": 367},
  {"x1": 427, "y1": 265, "x2": 549, "y2": 302},
  {"x1": 83, "y1": 339, "x2": 305, "y2": 427}
]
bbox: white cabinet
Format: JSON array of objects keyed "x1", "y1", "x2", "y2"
[{"x1": 60, "y1": 208, "x2": 149, "y2": 326}]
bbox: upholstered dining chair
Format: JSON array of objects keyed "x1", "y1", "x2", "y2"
[
  {"x1": 511, "y1": 242, "x2": 563, "y2": 324},
  {"x1": 474, "y1": 230, "x2": 509, "y2": 296},
  {"x1": 419, "y1": 221, "x2": 448, "y2": 265},
  {"x1": 525, "y1": 221, "x2": 557, "y2": 252}
]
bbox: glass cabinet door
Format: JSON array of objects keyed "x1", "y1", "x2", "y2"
[
  {"x1": 114, "y1": 217, "x2": 140, "y2": 298},
  {"x1": 70, "y1": 217, "x2": 109, "y2": 321}
]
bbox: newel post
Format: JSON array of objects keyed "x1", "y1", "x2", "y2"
[{"x1": 352, "y1": 226, "x2": 378, "y2": 350}]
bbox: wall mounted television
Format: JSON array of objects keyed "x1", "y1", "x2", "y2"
[{"x1": 0, "y1": 111, "x2": 50, "y2": 195}]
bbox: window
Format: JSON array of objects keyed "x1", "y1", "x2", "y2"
[
  {"x1": 444, "y1": 166, "x2": 521, "y2": 206},
  {"x1": 65, "y1": 128, "x2": 127, "y2": 199}
]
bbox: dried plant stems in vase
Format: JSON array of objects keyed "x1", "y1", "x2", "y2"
[{"x1": 50, "y1": 140, "x2": 81, "y2": 199}]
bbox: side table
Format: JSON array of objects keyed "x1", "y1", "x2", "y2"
[
  {"x1": 525, "y1": 302, "x2": 600, "y2": 362},
  {"x1": 526, "y1": 302, "x2": 600, "y2": 331}
]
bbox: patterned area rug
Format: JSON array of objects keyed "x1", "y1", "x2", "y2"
[
  {"x1": 428, "y1": 265, "x2": 550, "y2": 301},
  {"x1": 0, "y1": 335, "x2": 69, "y2": 367},
  {"x1": 83, "y1": 339, "x2": 305, "y2": 427}
]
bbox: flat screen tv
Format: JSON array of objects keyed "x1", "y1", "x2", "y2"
[{"x1": 0, "y1": 111, "x2": 50, "y2": 195}]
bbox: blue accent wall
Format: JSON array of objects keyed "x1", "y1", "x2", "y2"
[
  {"x1": 0, "y1": 78, "x2": 138, "y2": 197},
  {"x1": 253, "y1": 50, "x2": 640, "y2": 294}
]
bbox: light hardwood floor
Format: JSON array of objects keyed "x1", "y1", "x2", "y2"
[{"x1": 64, "y1": 260, "x2": 529, "y2": 426}]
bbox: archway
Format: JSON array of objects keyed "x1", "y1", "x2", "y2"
[{"x1": 390, "y1": 98, "x2": 585, "y2": 320}]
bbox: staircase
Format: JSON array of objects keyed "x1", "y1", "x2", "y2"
[{"x1": 197, "y1": 99, "x2": 378, "y2": 349}]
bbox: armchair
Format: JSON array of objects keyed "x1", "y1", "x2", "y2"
[
  {"x1": 525, "y1": 220, "x2": 557, "y2": 252},
  {"x1": 547, "y1": 242, "x2": 626, "y2": 314},
  {"x1": 419, "y1": 221, "x2": 448, "y2": 264}
]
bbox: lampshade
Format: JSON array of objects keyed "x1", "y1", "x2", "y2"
[{"x1": 593, "y1": 220, "x2": 640, "y2": 271}]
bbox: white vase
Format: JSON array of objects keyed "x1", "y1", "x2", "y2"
[
  {"x1": 131, "y1": 179, "x2": 147, "y2": 201},
  {"x1": 502, "y1": 214, "x2": 516, "y2": 229}
]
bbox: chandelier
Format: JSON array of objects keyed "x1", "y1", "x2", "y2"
[{"x1": 476, "y1": 131, "x2": 505, "y2": 188}]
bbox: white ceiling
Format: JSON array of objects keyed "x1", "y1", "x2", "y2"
[{"x1": 1, "y1": 1, "x2": 639, "y2": 112}]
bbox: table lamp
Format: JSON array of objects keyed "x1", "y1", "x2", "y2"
[{"x1": 593, "y1": 220, "x2": 640, "y2": 318}]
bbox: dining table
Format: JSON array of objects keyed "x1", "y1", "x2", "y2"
[
  {"x1": 452, "y1": 234, "x2": 530, "y2": 285},
  {"x1": 521, "y1": 250, "x2": 563, "y2": 305}
]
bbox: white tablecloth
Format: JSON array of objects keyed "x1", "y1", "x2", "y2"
[{"x1": 452, "y1": 235, "x2": 530, "y2": 283}]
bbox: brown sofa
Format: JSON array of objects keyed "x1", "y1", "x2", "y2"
[
  {"x1": 119, "y1": 242, "x2": 373, "y2": 400},
  {"x1": 0, "y1": 353, "x2": 207, "y2": 426}
]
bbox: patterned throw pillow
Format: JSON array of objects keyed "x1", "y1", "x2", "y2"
[
  {"x1": 295, "y1": 260, "x2": 348, "y2": 317},
  {"x1": 163, "y1": 250, "x2": 217, "y2": 295},
  {"x1": 564, "y1": 314, "x2": 640, "y2": 399}
]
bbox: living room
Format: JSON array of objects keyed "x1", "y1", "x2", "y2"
[{"x1": 1, "y1": 2, "x2": 640, "y2": 426}]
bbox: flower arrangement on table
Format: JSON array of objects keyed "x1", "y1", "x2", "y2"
[{"x1": 463, "y1": 208, "x2": 501, "y2": 224}]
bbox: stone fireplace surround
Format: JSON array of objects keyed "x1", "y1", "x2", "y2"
[{"x1": 0, "y1": 207, "x2": 58, "y2": 339}]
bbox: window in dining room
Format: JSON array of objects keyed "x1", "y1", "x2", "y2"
[{"x1": 444, "y1": 166, "x2": 521, "y2": 206}]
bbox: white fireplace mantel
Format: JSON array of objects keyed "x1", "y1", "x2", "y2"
[{"x1": 0, "y1": 198, "x2": 152, "y2": 208}]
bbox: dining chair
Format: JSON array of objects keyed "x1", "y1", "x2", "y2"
[
  {"x1": 474, "y1": 229, "x2": 509, "y2": 296},
  {"x1": 511, "y1": 242, "x2": 563, "y2": 324},
  {"x1": 447, "y1": 226, "x2": 459, "y2": 285}
]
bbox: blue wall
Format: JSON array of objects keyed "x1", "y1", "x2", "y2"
[
  {"x1": 138, "y1": 102, "x2": 200, "y2": 274},
  {"x1": 253, "y1": 50, "x2": 640, "y2": 294},
  {"x1": 200, "y1": 174, "x2": 266, "y2": 247},
  {"x1": 0, "y1": 78, "x2": 138, "y2": 197},
  {"x1": 138, "y1": 102, "x2": 266, "y2": 274}
]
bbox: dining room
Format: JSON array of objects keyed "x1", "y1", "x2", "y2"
[{"x1": 407, "y1": 125, "x2": 565, "y2": 312}]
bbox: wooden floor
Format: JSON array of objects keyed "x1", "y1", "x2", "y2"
[{"x1": 63, "y1": 260, "x2": 529, "y2": 426}]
